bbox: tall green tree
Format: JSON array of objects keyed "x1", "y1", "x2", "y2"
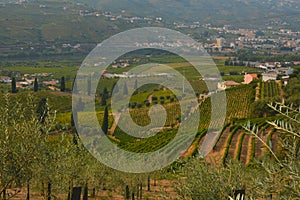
[
  {"x1": 101, "y1": 88, "x2": 108, "y2": 106},
  {"x1": 36, "y1": 98, "x2": 48, "y2": 126},
  {"x1": 34, "y1": 77, "x2": 38, "y2": 92},
  {"x1": 11, "y1": 77, "x2": 17, "y2": 93},
  {"x1": 72, "y1": 78, "x2": 78, "y2": 94},
  {"x1": 102, "y1": 106, "x2": 109, "y2": 135},
  {"x1": 60, "y1": 76, "x2": 66, "y2": 92}
]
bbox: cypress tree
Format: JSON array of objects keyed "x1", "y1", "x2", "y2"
[
  {"x1": 36, "y1": 98, "x2": 48, "y2": 125},
  {"x1": 101, "y1": 87, "x2": 108, "y2": 106},
  {"x1": 34, "y1": 77, "x2": 38, "y2": 92},
  {"x1": 102, "y1": 106, "x2": 109, "y2": 135},
  {"x1": 60, "y1": 76, "x2": 65, "y2": 92},
  {"x1": 11, "y1": 77, "x2": 17, "y2": 93},
  {"x1": 72, "y1": 78, "x2": 78, "y2": 94},
  {"x1": 71, "y1": 111, "x2": 79, "y2": 145}
]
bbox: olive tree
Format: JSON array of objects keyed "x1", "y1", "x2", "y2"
[{"x1": 0, "y1": 94, "x2": 54, "y2": 199}]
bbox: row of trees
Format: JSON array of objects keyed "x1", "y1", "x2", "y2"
[
  {"x1": 0, "y1": 93, "x2": 163, "y2": 200},
  {"x1": 224, "y1": 59, "x2": 251, "y2": 67},
  {"x1": 10, "y1": 77, "x2": 66, "y2": 94}
]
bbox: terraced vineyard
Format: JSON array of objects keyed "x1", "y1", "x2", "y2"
[
  {"x1": 108, "y1": 84, "x2": 260, "y2": 161},
  {"x1": 203, "y1": 118, "x2": 279, "y2": 166},
  {"x1": 93, "y1": 82, "x2": 281, "y2": 169}
]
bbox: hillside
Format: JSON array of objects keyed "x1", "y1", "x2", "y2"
[{"x1": 1, "y1": 0, "x2": 300, "y2": 47}]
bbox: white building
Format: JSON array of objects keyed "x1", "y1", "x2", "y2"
[{"x1": 262, "y1": 72, "x2": 278, "y2": 82}]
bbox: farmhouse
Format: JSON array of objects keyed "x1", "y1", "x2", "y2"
[
  {"x1": 218, "y1": 80, "x2": 240, "y2": 90},
  {"x1": 242, "y1": 74, "x2": 258, "y2": 84},
  {"x1": 0, "y1": 76, "x2": 11, "y2": 83},
  {"x1": 43, "y1": 80, "x2": 59, "y2": 86},
  {"x1": 262, "y1": 72, "x2": 278, "y2": 82}
]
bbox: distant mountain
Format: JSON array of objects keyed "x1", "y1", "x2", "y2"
[
  {"x1": 0, "y1": 0, "x2": 299, "y2": 47},
  {"x1": 83, "y1": 0, "x2": 300, "y2": 26}
]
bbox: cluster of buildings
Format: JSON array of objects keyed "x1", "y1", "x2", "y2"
[
  {"x1": 101, "y1": 70, "x2": 172, "y2": 79},
  {"x1": 79, "y1": 10, "x2": 163, "y2": 24},
  {"x1": 0, "y1": 73, "x2": 59, "y2": 90},
  {"x1": 205, "y1": 26, "x2": 300, "y2": 54},
  {"x1": 217, "y1": 64, "x2": 294, "y2": 90}
]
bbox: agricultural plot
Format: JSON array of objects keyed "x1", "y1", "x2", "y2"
[
  {"x1": 259, "y1": 81, "x2": 280, "y2": 99},
  {"x1": 198, "y1": 85, "x2": 255, "y2": 129},
  {"x1": 203, "y1": 118, "x2": 278, "y2": 166}
]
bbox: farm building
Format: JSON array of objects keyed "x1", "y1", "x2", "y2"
[
  {"x1": 242, "y1": 74, "x2": 258, "y2": 84},
  {"x1": 0, "y1": 76, "x2": 11, "y2": 83},
  {"x1": 262, "y1": 72, "x2": 278, "y2": 82},
  {"x1": 218, "y1": 80, "x2": 240, "y2": 90}
]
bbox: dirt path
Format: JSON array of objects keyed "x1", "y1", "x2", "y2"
[
  {"x1": 245, "y1": 136, "x2": 254, "y2": 165},
  {"x1": 233, "y1": 131, "x2": 244, "y2": 159},
  {"x1": 109, "y1": 112, "x2": 120, "y2": 134},
  {"x1": 239, "y1": 134, "x2": 251, "y2": 164},
  {"x1": 205, "y1": 126, "x2": 231, "y2": 166},
  {"x1": 148, "y1": 94, "x2": 153, "y2": 103},
  {"x1": 227, "y1": 130, "x2": 240, "y2": 160}
]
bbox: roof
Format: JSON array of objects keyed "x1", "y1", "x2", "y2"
[
  {"x1": 249, "y1": 74, "x2": 258, "y2": 78},
  {"x1": 223, "y1": 80, "x2": 240, "y2": 86}
]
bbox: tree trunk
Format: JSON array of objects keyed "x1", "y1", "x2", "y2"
[
  {"x1": 67, "y1": 185, "x2": 71, "y2": 200},
  {"x1": 83, "y1": 183, "x2": 88, "y2": 200},
  {"x1": 2, "y1": 189, "x2": 6, "y2": 200},
  {"x1": 139, "y1": 183, "x2": 142, "y2": 200},
  {"x1": 136, "y1": 185, "x2": 139, "y2": 200},
  {"x1": 27, "y1": 182, "x2": 30, "y2": 200},
  {"x1": 147, "y1": 176, "x2": 150, "y2": 192},
  {"x1": 131, "y1": 192, "x2": 135, "y2": 200},
  {"x1": 91, "y1": 188, "x2": 95, "y2": 198},
  {"x1": 41, "y1": 182, "x2": 45, "y2": 197},
  {"x1": 47, "y1": 182, "x2": 51, "y2": 200},
  {"x1": 125, "y1": 185, "x2": 130, "y2": 200},
  {"x1": 71, "y1": 187, "x2": 81, "y2": 200}
]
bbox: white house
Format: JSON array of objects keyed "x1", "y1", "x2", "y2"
[
  {"x1": 218, "y1": 81, "x2": 240, "y2": 90},
  {"x1": 262, "y1": 72, "x2": 278, "y2": 82}
]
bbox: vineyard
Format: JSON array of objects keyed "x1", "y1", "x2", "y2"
[
  {"x1": 259, "y1": 80, "x2": 280, "y2": 99},
  {"x1": 203, "y1": 118, "x2": 279, "y2": 166},
  {"x1": 198, "y1": 84, "x2": 255, "y2": 129},
  {"x1": 108, "y1": 84, "x2": 260, "y2": 161}
]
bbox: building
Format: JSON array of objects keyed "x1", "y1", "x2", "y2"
[
  {"x1": 216, "y1": 38, "x2": 225, "y2": 48},
  {"x1": 282, "y1": 76, "x2": 290, "y2": 86},
  {"x1": 0, "y1": 76, "x2": 11, "y2": 83},
  {"x1": 262, "y1": 72, "x2": 278, "y2": 82},
  {"x1": 242, "y1": 74, "x2": 258, "y2": 84},
  {"x1": 276, "y1": 67, "x2": 294, "y2": 76},
  {"x1": 218, "y1": 81, "x2": 240, "y2": 90}
]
